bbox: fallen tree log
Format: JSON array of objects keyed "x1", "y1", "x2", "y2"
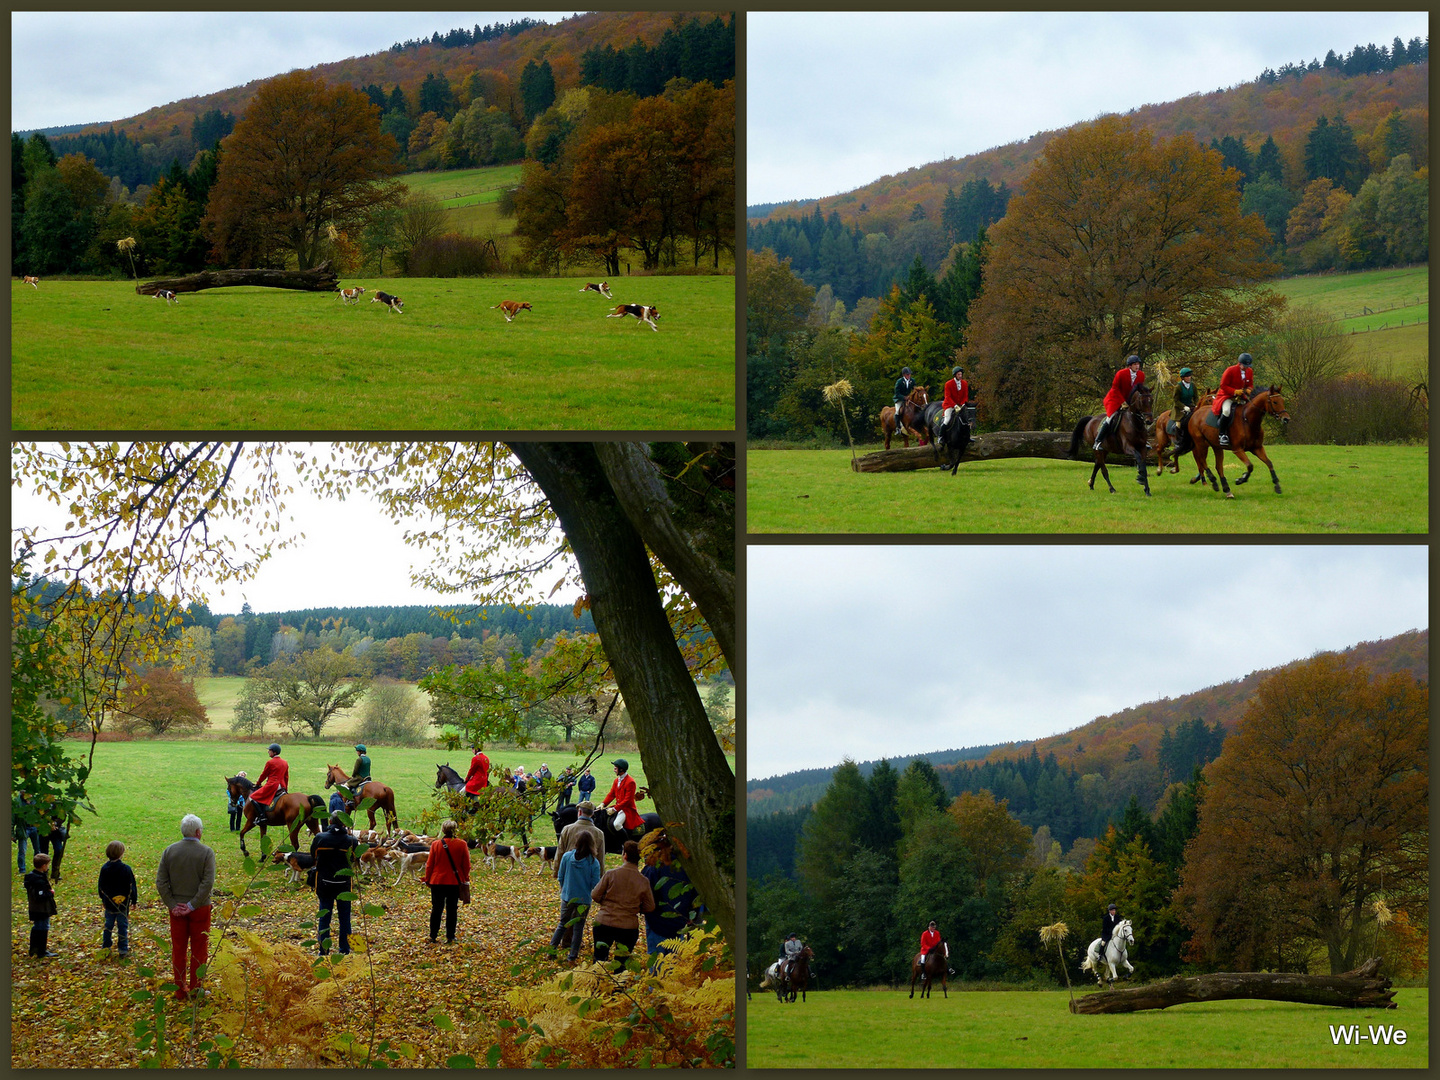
[
  {"x1": 137, "y1": 261, "x2": 339, "y2": 296},
  {"x1": 1070, "y1": 958, "x2": 1396, "y2": 1014},
  {"x1": 852, "y1": 431, "x2": 1159, "y2": 472}
]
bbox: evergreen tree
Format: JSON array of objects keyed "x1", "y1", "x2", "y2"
[{"x1": 1253, "y1": 135, "x2": 1283, "y2": 182}]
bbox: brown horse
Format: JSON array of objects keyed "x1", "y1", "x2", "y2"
[
  {"x1": 324, "y1": 764, "x2": 399, "y2": 833},
  {"x1": 910, "y1": 941, "x2": 948, "y2": 999},
  {"x1": 1187, "y1": 386, "x2": 1290, "y2": 498},
  {"x1": 1154, "y1": 389, "x2": 1214, "y2": 474},
  {"x1": 781, "y1": 945, "x2": 812, "y2": 1003},
  {"x1": 1069, "y1": 384, "x2": 1154, "y2": 496},
  {"x1": 881, "y1": 386, "x2": 930, "y2": 449},
  {"x1": 232, "y1": 775, "x2": 325, "y2": 857}
]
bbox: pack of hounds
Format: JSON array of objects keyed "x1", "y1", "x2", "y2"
[
  {"x1": 23, "y1": 276, "x2": 660, "y2": 330},
  {"x1": 271, "y1": 825, "x2": 561, "y2": 889},
  {"x1": 343, "y1": 280, "x2": 661, "y2": 330}
]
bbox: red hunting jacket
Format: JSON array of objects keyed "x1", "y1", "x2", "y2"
[
  {"x1": 422, "y1": 837, "x2": 471, "y2": 886},
  {"x1": 1103, "y1": 367, "x2": 1145, "y2": 416},
  {"x1": 1211, "y1": 364, "x2": 1254, "y2": 413},
  {"x1": 921, "y1": 928, "x2": 943, "y2": 953},
  {"x1": 252, "y1": 756, "x2": 289, "y2": 804},
  {"x1": 603, "y1": 775, "x2": 639, "y2": 820},
  {"x1": 463, "y1": 751, "x2": 490, "y2": 794},
  {"x1": 942, "y1": 378, "x2": 969, "y2": 411}
]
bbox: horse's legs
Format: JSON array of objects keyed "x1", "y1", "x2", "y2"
[
  {"x1": 1252, "y1": 446, "x2": 1282, "y2": 493},
  {"x1": 1232, "y1": 447, "x2": 1254, "y2": 485},
  {"x1": 1097, "y1": 456, "x2": 1115, "y2": 493},
  {"x1": 1214, "y1": 451, "x2": 1233, "y2": 498},
  {"x1": 1132, "y1": 449, "x2": 1150, "y2": 496}
]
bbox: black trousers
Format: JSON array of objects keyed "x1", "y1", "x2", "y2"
[
  {"x1": 429, "y1": 884, "x2": 460, "y2": 942},
  {"x1": 592, "y1": 922, "x2": 638, "y2": 963}
]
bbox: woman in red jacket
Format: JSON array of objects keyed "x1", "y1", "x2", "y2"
[
  {"x1": 422, "y1": 819, "x2": 471, "y2": 944},
  {"x1": 1095, "y1": 355, "x2": 1145, "y2": 450}
]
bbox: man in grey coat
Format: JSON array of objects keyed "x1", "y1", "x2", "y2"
[
  {"x1": 554, "y1": 801, "x2": 607, "y2": 880},
  {"x1": 155, "y1": 814, "x2": 217, "y2": 1001}
]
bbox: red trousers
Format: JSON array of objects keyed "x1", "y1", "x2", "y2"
[{"x1": 169, "y1": 904, "x2": 212, "y2": 995}]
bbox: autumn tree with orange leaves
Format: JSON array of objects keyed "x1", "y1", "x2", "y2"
[
  {"x1": 203, "y1": 70, "x2": 403, "y2": 269},
  {"x1": 1175, "y1": 654, "x2": 1427, "y2": 975},
  {"x1": 967, "y1": 116, "x2": 1284, "y2": 429}
]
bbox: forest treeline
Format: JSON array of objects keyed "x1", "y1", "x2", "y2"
[
  {"x1": 12, "y1": 12, "x2": 733, "y2": 279},
  {"x1": 748, "y1": 46, "x2": 1427, "y2": 441},
  {"x1": 748, "y1": 651, "x2": 1428, "y2": 991}
]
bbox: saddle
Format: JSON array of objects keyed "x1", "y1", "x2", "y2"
[{"x1": 1203, "y1": 411, "x2": 1222, "y2": 429}]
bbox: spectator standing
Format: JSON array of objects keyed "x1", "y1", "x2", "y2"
[
  {"x1": 550, "y1": 831, "x2": 602, "y2": 963},
  {"x1": 589, "y1": 840, "x2": 655, "y2": 963},
  {"x1": 423, "y1": 819, "x2": 471, "y2": 945},
  {"x1": 555, "y1": 801, "x2": 607, "y2": 879},
  {"x1": 25, "y1": 852, "x2": 58, "y2": 958},
  {"x1": 310, "y1": 813, "x2": 359, "y2": 955},
  {"x1": 98, "y1": 840, "x2": 139, "y2": 956},
  {"x1": 577, "y1": 768, "x2": 596, "y2": 804},
  {"x1": 642, "y1": 834, "x2": 697, "y2": 964},
  {"x1": 155, "y1": 814, "x2": 217, "y2": 1001}
]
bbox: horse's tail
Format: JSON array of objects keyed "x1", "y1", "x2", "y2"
[{"x1": 1069, "y1": 418, "x2": 1090, "y2": 459}]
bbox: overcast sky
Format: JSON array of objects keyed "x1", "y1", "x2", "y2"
[
  {"x1": 747, "y1": 544, "x2": 1428, "y2": 781},
  {"x1": 748, "y1": 11, "x2": 1432, "y2": 206},
  {"x1": 11, "y1": 12, "x2": 571, "y2": 132},
  {"x1": 11, "y1": 443, "x2": 581, "y2": 616}
]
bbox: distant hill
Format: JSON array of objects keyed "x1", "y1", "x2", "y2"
[
  {"x1": 747, "y1": 743, "x2": 1010, "y2": 815},
  {"x1": 748, "y1": 60, "x2": 1427, "y2": 236},
  {"x1": 752, "y1": 630, "x2": 1427, "y2": 813}
]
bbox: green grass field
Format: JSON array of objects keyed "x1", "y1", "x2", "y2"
[
  {"x1": 1270, "y1": 266, "x2": 1428, "y2": 382},
  {"x1": 746, "y1": 988, "x2": 1428, "y2": 1068},
  {"x1": 746, "y1": 445, "x2": 1427, "y2": 533},
  {"x1": 11, "y1": 276, "x2": 735, "y2": 430},
  {"x1": 397, "y1": 165, "x2": 524, "y2": 243}
]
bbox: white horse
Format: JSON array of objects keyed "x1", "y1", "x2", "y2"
[
  {"x1": 760, "y1": 960, "x2": 788, "y2": 1001},
  {"x1": 1081, "y1": 918, "x2": 1135, "y2": 985}
]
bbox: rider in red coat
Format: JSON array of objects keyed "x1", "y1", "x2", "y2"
[
  {"x1": 251, "y1": 744, "x2": 289, "y2": 824},
  {"x1": 920, "y1": 920, "x2": 952, "y2": 969},
  {"x1": 463, "y1": 748, "x2": 490, "y2": 796},
  {"x1": 602, "y1": 758, "x2": 641, "y2": 833},
  {"x1": 941, "y1": 366, "x2": 970, "y2": 435},
  {"x1": 1095, "y1": 355, "x2": 1145, "y2": 450},
  {"x1": 1210, "y1": 352, "x2": 1255, "y2": 446}
]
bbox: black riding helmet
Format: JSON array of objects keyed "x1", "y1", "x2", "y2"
[
  {"x1": 267, "y1": 743, "x2": 281, "y2": 755},
  {"x1": 1126, "y1": 355, "x2": 1142, "y2": 367},
  {"x1": 901, "y1": 366, "x2": 912, "y2": 376},
  {"x1": 1239, "y1": 352, "x2": 1253, "y2": 367},
  {"x1": 612, "y1": 758, "x2": 629, "y2": 774},
  {"x1": 952, "y1": 366, "x2": 963, "y2": 377}
]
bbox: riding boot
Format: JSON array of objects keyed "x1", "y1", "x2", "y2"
[
  {"x1": 1092, "y1": 416, "x2": 1109, "y2": 452},
  {"x1": 1218, "y1": 410, "x2": 1232, "y2": 447}
]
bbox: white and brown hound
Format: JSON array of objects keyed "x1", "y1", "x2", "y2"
[
  {"x1": 155, "y1": 289, "x2": 179, "y2": 305},
  {"x1": 607, "y1": 303, "x2": 659, "y2": 331},
  {"x1": 339, "y1": 286, "x2": 366, "y2": 305},
  {"x1": 371, "y1": 291, "x2": 404, "y2": 314},
  {"x1": 22, "y1": 275, "x2": 39, "y2": 289},
  {"x1": 483, "y1": 839, "x2": 523, "y2": 872},
  {"x1": 492, "y1": 300, "x2": 532, "y2": 322},
  {"x1": 580, "y1": 281, "x2": 612, "y2": 299}
]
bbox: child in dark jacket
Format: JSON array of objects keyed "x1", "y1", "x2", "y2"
[
  {"x1": 26, "y1": 852, "x2": 58, "y2": 958},
  {"x1": 98, "y1": 840, "x2": 139, "y2": 956}
]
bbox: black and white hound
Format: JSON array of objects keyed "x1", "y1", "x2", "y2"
[
  {"x1": 154, "y1": 289, "x2": 179, "y2": 305},
  {"x1": 371, "y1": 291, "x2": 404, "y2": 314},
  {"x1": 607, "y1": 303, "x2": 659, "y2": 331}
]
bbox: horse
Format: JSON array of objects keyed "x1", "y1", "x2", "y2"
[
  {"x1": 919, "y1": 402, "x2": 973, "y2": 475},
  {"x1": 1081, "y1": 919, "x2": 1135, "y2": 985},
  {"x1": 909, "y1": 940, "x2": 948, "y2": 999},
  {"x1": 235, "y1": 781, "x2": 326, "y2": 857},
  {"x1": 324, "y1": 764, "x2": 399, "y2": 834},
  {"x1": 1069, "y1": 384, "x2": 1154, "y2": 496},
  {"x1": 1187, "y1": 386, "x2": 1290, "y2": 498},
  {"x1": 550, "y1": 803, "x2": 664, "y2": 855},
  {"x1": 881, "y1": 386, "x2": 930, "y2": 449},
  {"x1": 1154, "y1": 389, "x2": 1214, "y2": 474},
  {"x1": 763, "y1": 946, "x2": 813, "y2": 1002},
  {"x1": 435, "y1": 763, "x2": 466, "y2": 793}
]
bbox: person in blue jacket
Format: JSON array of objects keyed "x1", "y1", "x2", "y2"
[{"x1": 550, "y1": 830, "x2": 603, "y2": 964}]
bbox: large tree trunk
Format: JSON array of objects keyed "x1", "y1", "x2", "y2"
[
  {"x1": 507, "y1": 443, "x2": 736, "y2": 945},
  {"x1": 852, "y1": 432, "x2": 1158, "y2": 472},
  {"x1": 136, "y1": 261, "x2": 339, "y2": 296},
  {"x1": 1070, "y1": 958, "x2": 1397, "y2": 1013}
]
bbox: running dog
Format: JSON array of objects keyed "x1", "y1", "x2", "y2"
[
  {"x1": 22, "y1": 275, "x2": 39, "y2": 289},
  {"x1": 492, "y1": 300, "x2": 532, "y2": 322},
  {"x1": 371, "y1": 291, "x2": 405, "y2": 314},
  {"x1": 579, "y1": 281, "x2": 612, "y2": 299},
  {"x1": 607, "y1": 303, "x2": 659, "y2": 331},
  {"x1": 339, "y1": 286, "x2": 366, "y2": 305},
  {"x1": 523, "y1": 845, "x2": 557, "y2": 875},
  {"x1": 154, "y1": 289, "x2": 179, "y2": 305}
]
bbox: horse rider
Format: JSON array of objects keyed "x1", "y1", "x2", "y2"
[
  {"x1": 1101, "y1": 902, "x2": 1121, "y2": 949},
  {"x1": 778, "y1": 932, "x2": 804, "y2": 982},
  {"x1": 250, "y1": 744, "x2": 289, "y2": 827},
  {"x1": 920, "y1": 919, "x2": 953, "y2": 973},
  {"x1": 893, "y1": 366, "x2": 916, "y2": 428},
  {"x1": 1095, "y1": 355, "x2": 1145, "y2": 450},
  {"x1": 1212, "y1": 352, "x2": 1255, "y2": 448},
  {"x1": 1171, "y1": 366, "x2": 1200, "y2": 458},
  {"x1": 941, "y1": 365, "x2": 970, "y2": 438},
  {"x1": 463, "y1": 744, "x2": 490, "y2": 802},
  {"x1": 602, "y1": 758, "x2": 641, "y2": 835},
  {"x1": 346, "y1": 744, "x2": 372, "y2": 797}
]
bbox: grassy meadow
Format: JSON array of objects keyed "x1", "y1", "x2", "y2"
[
  {"x1": 746, "y1": 988, "x2": 1428, "y2": 1068},
  {"x1": 1270, "y1": 265, "x2": 1428, "y2": 381},
  {"x1": 398, "y1": 165, "x2": 525, "y2": 240},
  {"x1": 12, "y1": 275, "x2": 735, "y2": 430},
  {"x1": 745, "y1": 445, "x2": 1427, "y2": 533}
]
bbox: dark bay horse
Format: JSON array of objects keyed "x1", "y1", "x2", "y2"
[
  {"x1": 1070, "y1": 384, "x2": 1154, "y2": 495},
  {"x1": 919, "y1": 402, "x2": 973, "y2": 475},
  {"x1": 435, "y1": 763, "x2": 466, "y2": 793},
  {"x1": 910, "y1": 942, "x2": 948, "y2": 999},
  {"x1": 1154, "y1": 389, "x2": 1213, "y2": 474},
  {"x1": 325, "y1": 764, "x2": 399, "y2": 833},
  {"x1": 881, "y1": 386, "x2": 929, "y2": 449},
  {"x1": 782, "y1": 946, "x2": 813, "y2": 1002},
  {"x1": 232, "y1": 775, "x2": 325, "y2": 857},
  {"x1": 1187, "y1": 386, "x2": 1290, "y2": 498}
]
